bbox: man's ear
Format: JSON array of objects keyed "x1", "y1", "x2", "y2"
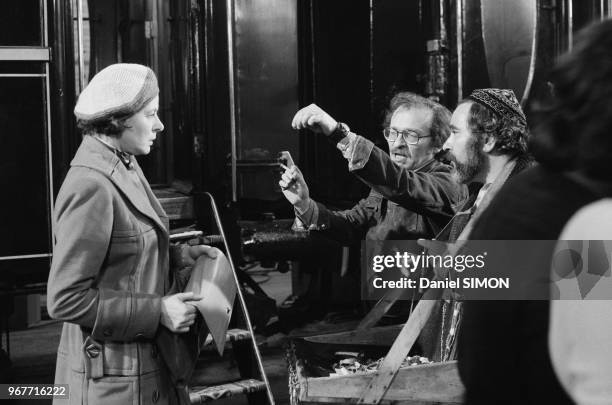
[{"x1": 482, "y1": 135, "x2": 496, "y2": 153}]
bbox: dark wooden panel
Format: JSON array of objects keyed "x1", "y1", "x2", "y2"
[
  {"x1": 298, "y1": 0, "x2": 428, "y2": 205},
  {"x1": 234, "y1": 0, "x2": 299, "y2": 201},
  {"x1": 298, "y1": 0, "x2": 372, "y2": 205},
  {"x1": 0, "y1": 0, "x2": 42, "y2": 46},
  {"x1": 0, "y1": 77, "x2": 51, "y2": 258}
]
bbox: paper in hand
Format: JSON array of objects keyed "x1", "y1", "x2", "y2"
[{"x1": 184, "y1": 251, "x2": 237, "y2": 355}]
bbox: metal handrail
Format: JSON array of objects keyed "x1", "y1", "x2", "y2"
[
  {"x1": 204, "y1": 192, "x2": 276, "y2": 405},
  {"x1": 226, "y1": 1, "x2": 238, "y2": 202}
]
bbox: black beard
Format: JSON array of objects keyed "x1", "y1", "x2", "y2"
[{"x1": 450, "y1": 135, "x2": 486, "y2": 184}]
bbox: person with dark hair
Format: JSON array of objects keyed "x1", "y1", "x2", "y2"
[
  {"x1": 456, "y1": 19, "x2": 612, "y2": 405},
  {"x1": 417, "y1": 88, "x2": 533, "y2": 361},
  {"x1": 47, "y1": 63, "x2": 215, "y2": 404},
  {"x1": 382, "y1": 92, "x2": 456, "y2": 151},
  {"x1": 277, "y1": 94, "x2": 465, "y2": 320},
  {"x1": 280, "y1": 93, "x2": 466, "y2": 248},
  {"x1": 530, "y1": 18, "x2": 612, "y2": 178},
  {"x1": 441, "y1": 88, "x2": 531, "y2": 227},
  {"x1": 76, "y1": 111, "x2": 133, "y2": 136}
]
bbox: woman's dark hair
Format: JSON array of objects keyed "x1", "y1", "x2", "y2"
[
  {"x1": 529, "y1": 19, "x2": 612, "y2": 178},
  {"x1": 383, "y1": 92, "x2": 452, "y2": 148},
  {"x1": 461, "y1": 100, "x2": 529, "y2": 157},
  {"x1": 77, "y1": 113, "x2": 132, "y2": 137}
]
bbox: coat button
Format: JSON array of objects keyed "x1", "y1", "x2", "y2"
[
  {"x1": 103, "y1": 329, "x2": 112, "y2": 337},
  {"x1": 85, "y1": 344, "x2": 100, "y2": 358},
  {"x1": 152, "y1": 389, "x2": 160, "y2": 403}
]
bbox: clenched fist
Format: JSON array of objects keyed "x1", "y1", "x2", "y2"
[{"x1": 291, "y1": 104, "x2": 338, "y2": 136}]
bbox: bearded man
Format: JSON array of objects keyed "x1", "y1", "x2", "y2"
[{"x1": 418, "y1": 88, "x2": 532, "y2": 362}]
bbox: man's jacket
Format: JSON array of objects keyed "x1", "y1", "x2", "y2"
[{"x1": 295, "y1": 134, "x2": 468, "y2": 244}]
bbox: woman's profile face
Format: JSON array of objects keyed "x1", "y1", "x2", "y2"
[{"x1": 118, "y1": 95, "x2": 164, "y2": 155}]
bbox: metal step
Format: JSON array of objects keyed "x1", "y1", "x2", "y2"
[
  {"x1": 203, "y1": 328, "x2": 251, "y2": 347},
  {"x1": 189, "y1": 379, "x2": 266, "y2": 403}
]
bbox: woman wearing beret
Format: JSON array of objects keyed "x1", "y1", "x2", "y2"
[{"x1": 47, "y1": 63, "x2": 212, "y2": 404}]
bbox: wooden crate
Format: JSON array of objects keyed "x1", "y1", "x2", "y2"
[
  {"x1": 287, "y1": 325, "x2": 464, "y2": 405},
  {"x1": 153, "y1": 187, "x2": 194, "y2": 220}
]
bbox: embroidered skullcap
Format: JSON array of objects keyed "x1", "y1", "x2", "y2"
[
  {"x1": 74, "y1": 63, "x2": 159, "y2": 122},
  {"x1": 468, "y1": 88, "x2": 527, "y2": 126}
]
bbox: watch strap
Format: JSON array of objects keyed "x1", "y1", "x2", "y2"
[{"x1": 328, "y1": 122, "x2": 350, "y2": 144}]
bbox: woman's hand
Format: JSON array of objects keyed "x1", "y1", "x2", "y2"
[{"x1": 160, "y1": 291, "x2": 202, "y2": 333}]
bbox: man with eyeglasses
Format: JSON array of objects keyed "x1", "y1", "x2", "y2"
[
  {"x1": 282, "y1": 89, "x2": 532, "y2": 356},
  {"x1": 280, "y1": 92, "x2": 466, "y2": 258}
]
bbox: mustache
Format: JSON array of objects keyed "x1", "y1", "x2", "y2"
[
  {"x1": 434, "y1": 148, "x2": 453, "y2": 164},
  {"x1": 391, "y1": 146, "x2": 409, "y2": 155}
]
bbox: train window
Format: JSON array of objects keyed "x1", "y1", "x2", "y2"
[
  {"x1": 0, "y1": 0, "x2": 53, "y2": 264},
  {"x1": 0, "y1": 62, "x2": 45, "y2": 75},
  {"x1": 0, "y1": 0, "x2": 43, "y2": 46},
  {"x1": 0, "y1": 77, "x2": 52, "y2": 257}
]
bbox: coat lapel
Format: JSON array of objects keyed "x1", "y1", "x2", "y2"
[
  {"x1": 133, "y1": 161, "x2": 170, "y2": 232},
  {"x1": 71, "y1": 136, "x2": 168, "y2": 234},
  {"x1": 110, "y1": 165, "x2": 168, "y2": 233}
]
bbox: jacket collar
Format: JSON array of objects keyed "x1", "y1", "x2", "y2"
[{"x1": 71, "y1": 136, "x2": 168, "y2": 233}]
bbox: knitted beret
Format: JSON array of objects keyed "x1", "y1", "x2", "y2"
[
  {"x1": 468, "y1": 88, "x2": 527, "y2": 126},
  {"x1": 74, "y1": 63, "x2": 159, "y2": 122}
]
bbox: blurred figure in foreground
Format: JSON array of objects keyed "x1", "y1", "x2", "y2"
[{"x1": 458, "y1": 19, "x2": 612, "y2": 405}]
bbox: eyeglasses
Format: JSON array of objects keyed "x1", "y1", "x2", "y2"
[{"x1": 383, "y1": 128, "x2": 431, "y2": 145}]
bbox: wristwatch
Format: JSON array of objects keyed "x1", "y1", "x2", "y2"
[{"x1": 328, "y1": 122, "x2": 350, "y2": 144}]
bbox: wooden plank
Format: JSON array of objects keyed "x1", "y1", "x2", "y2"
[
  {"x1": 358, "y1": 237, "x2": 449, "y2": 331},
  {"x1": 358, "y1": 288, "x2": 443, "y2": 404},
  {"x1": 153, "y1": 188, "x2": 194, "y2": 220},
  {"x1": 302, "y1": 361, "x2": 463, "y2": 404},
  {"x1": 302, "y1": 324, "x2": 403, "y2": 347},
  {"x1": 357, "y1": 288, "x2": 407, "y2": 330},
  {"x1": 357, "y1": 238, "x2": 462, "y2": 404}
]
